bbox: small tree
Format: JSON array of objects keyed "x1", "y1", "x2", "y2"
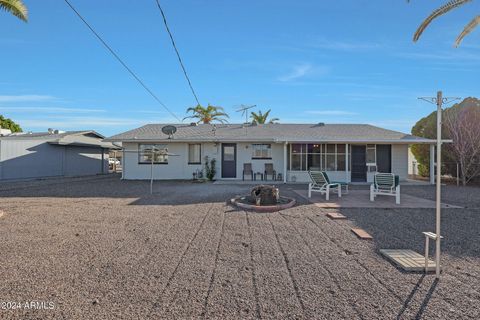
[
  {"x1": 444, "y1": 105, "x2": 480, "y2": 185},
  {"x1": 0, "y1": 115, "x2": 22, "y2": 132},
  {"x1": 250, "y1": 109, "x2": 279, "y2": 124},
  {"x1": 204, "y1": 156, "x2": 217, "y2": 181},
  {"x1": 184, "y1": 104, "x2": 229, "y2": 124}
]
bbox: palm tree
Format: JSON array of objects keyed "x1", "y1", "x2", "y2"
[
  {"x1": 183, "y1": 104, "x2": 229, "y2": 124},
  {"x1": 0, "y1": 0, "x2": 28, "y2": 22},
  {"x1": 250, "y1": 109, "x2": 279, "y2": 124},
  {"x1": 411, "y1": 0, "x2": 478, "y2": 47}
]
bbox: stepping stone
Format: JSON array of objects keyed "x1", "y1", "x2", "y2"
[
  {"x1": 326, "y1": 212, "x2": 347, "y2": 220},
  {"x1": 380, "y1": 249, "x2": 438, "y2": 272},
  {"x1": 351, "y1": 228, "x2": 373, "y2": 240}
]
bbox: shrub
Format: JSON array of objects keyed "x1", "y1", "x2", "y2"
[{"x1": 204, "y1": 156, "x2": 217, "y2": 181}]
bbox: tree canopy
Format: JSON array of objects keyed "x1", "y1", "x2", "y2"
[
  {"x1": 183, "y1": 104, "x2": 229, "y2": 124},
  {"x1": 0, "y1": 115, "x2": 22, "y2": 132},
  {"x1": 0, "y1": 0, "x2": 28, "y2": 22},
  {"x1": 250, "y1": 109, "x2": 279, "y2": 124},
  {"x1": 410, "y1": 0, "x2": 478, "y2": 47},
  {"x1": 411, "y1": 97, "x2": 480, "y2": 183}
]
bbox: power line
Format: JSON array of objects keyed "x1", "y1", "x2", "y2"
[
  {"x1": 63, "y1": 0, "x2": 181, "y2": 122},
  {"x1": 154, "y1": 0, "x2": 201, "y2": 106}
]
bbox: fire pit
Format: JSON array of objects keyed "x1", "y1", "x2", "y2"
[{"x1": 230, "y1": 185, "x2": 296, "y2": 212}]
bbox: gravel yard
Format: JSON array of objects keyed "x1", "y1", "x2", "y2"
[{"x1": 0, "y1": 175, "x2": 479, "y2": 319}]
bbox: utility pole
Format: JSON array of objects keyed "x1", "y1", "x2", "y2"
[
  {"x1": 434, "y1": 91, "x2": 442, "y2": 280},
  {"x1": 419, "y1": 91, "x2": 460, "y2": 279}
]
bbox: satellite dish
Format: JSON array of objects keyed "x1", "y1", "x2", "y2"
[{"x1": 161, "y1": 125, "x2": 177, "y2": 139}]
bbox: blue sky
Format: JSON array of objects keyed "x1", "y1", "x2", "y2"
[{"x1": 0, "y1": 0, "x2": 478, "y2": 136}]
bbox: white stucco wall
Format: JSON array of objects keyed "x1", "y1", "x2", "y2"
[
  {"x1": 408, "y1": 147, "x2": 419, "y2": 175},
  {"x1": 392, "y1": 144, "x2": 409, "y2": 180},
  {"x1": 122, "y1": 141, "x2": 286, "y2": 180},
  {"x1": 121, "y1": 142, "x2": 410, "y2": 182},
  {"x1": 122, "y1": 142, "x2": 215, "y2": 180},
  {"x1": 235, "y1": 142, "x2": 285, "y2": 180}
]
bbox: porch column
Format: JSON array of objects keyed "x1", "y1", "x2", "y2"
[
  {"x1": 283, "y1": 142, "x2": 287, "y2": 183},
  {"x1": 345, "y1": 143, "x2": 349, "y2": 183},
  {"x1": 430, "y1": 144, "x2": 435, "y2": 184}
]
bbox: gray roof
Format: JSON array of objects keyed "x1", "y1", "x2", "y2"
[
  {"x1": 106, "y1": 123, "x2": 436, "y2": 144},
  {"x1": 1, "y1": 130, "x2": 117, "y2": 149}
]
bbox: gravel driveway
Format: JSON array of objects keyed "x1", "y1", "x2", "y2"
[{"x1": 0, "y1": 175, "x2": 478, "y2": 319}]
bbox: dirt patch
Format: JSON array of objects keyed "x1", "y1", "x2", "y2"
[{"x1": 0, "y1": 176, "x2": 478, "y2": 319}]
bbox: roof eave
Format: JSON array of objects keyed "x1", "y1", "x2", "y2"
[{"x1": 104, "y1": 138, "x2": 448, "y2": 144}]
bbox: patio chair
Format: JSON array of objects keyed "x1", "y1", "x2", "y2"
[
  {"x1": 264, "y1": 163, "x2": 276, "y2": 181},
  {"x1": 370, "y1": 173, "x2": 400, "y2": 204},
  {"x1": 307, "y1": 170, "x2": 341, "y2": 200},
  {"x1": 243, "y1": 163, "x2": 253, "y2": 181},
  {"x1": 322, "y1": 171, "x2": 349, "y2": 194}
]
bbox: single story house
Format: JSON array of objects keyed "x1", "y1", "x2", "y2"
[
  {"x1": 106, "y1": 123, "x2": 440, "y2": 184},
  {"x1": 0, "y1": 129, "x2": 115, "y2": 180}
]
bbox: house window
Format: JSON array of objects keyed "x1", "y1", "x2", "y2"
[
  {"x1": 138, "y1": 144, "x2": 168, "y2": 164},
  {"x1": 366, "y1": 144, "x2": 376, "y2": 165},
  {"x1": 188, "y1": 144, "x2": 201, "y2": 164},
  {"x1": 252, "y1": 144, "x2": 272, "y2": 159}
]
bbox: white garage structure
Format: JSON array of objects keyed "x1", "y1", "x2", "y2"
[{"x1": 0, "y1": 130, "x2": 114, "y2": 180}]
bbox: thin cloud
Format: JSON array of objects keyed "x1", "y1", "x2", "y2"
[
  {"x1": 0, "y1": 95, "x2": 57, "y2": 102},
  {"x1": 310, "y1": 39, "x2": 380, "y2": 51},
  {"x1": 277, "y1": 64, "x2": 314, "y2": 82},
  {"x1": 305, "y1": 110, "x2": 358, "y2": 116},
  {"x1": 17, "y1": 116, "x2": 177, "y2": 129},
  {"x1": 0, "y1": 106, "x2": 105, "y2": 113},
  {"x1": 395, "y1": 51, "x2": 480, "y2": 63}
]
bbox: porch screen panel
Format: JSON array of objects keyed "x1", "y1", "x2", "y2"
[
  {"x1": 307, "y1": 144, "x2": 321, "y2": 171},
  {"x1": 325, "y1": 144, "x2": 336, "y2": 171},
  {"x1": 291, "y1": 144, "x2": 306, "y2": 171},
  {"x1": 289, "y1": 143, "x2": 347, "y2": 171},
  {"x1": 337, "y1": 144, "x2": 346, "y2": 171}
]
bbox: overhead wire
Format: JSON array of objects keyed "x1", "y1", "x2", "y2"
[
  {"x1": 63, "y1": 0, "x2": 182, "y2": 122},
  {"x1": 154, "y1": 0, "x2": 201, "y2": 106}
]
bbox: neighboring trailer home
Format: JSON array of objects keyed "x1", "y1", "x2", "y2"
[
  {"x1": 105, "y1": 123, "x2": 439, "y2": 183},
  {"x1": 0, "y1": 130, "x2": 114, "y2": 180}
]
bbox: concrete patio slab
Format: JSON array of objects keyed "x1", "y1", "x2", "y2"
[
  {"x1": 326, "y1": 212, "x2": 347, "y2": 219},
  {"x1": 293, "y1": 189, "x2": 461, "y2": 209},
  {"x1": 351, "y1": 228, "x2": 373, "y2": 240},
  {"x1": 380, "y1": 249, "x2": 438, "y2": 272}
]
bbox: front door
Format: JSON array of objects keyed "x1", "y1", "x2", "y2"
[
  {"x1": 351, "y1": 145, "x2": 367, "y2": 182},
  {"x1": 221, "y1": 143, "x2": 237, "y2": 178}
]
